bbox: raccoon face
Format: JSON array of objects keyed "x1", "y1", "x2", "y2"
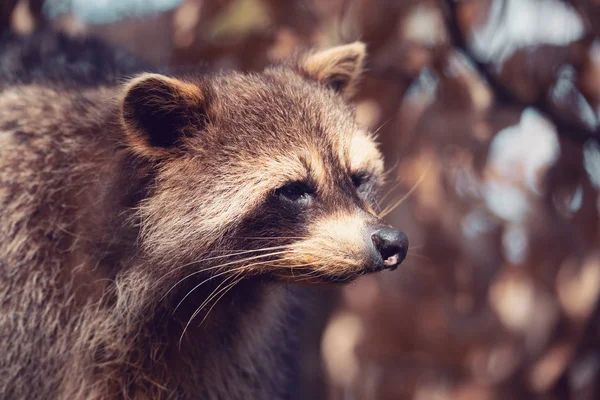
[{"x1": 120, "y1": 42, "x2": 407, "y2": 284}]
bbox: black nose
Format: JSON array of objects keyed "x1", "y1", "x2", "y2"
[{"x1": 371, "y1": 227, "x2": 408, "y2": 270}]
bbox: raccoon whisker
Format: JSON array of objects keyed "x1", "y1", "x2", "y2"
[
  {"x1": 371, "y1": 117, "x2": 392, "y2": 139},
  {"x1": 377, "y1": 154, "x2": 401, "y2": 203},
  {"x1": 192, "y1": 273, "x2": 240, "y2": 319},
  {"x1": 160, "y1": 251, "x2": 288, "y2": 300},
  {"x1": 202, "y1": 246, "x2": 296, "y2": 254},
  {"x1": 194, "y1": 246, "x2": 307, "y2": 258},
  {"x1": 154, "y1": 245, "x2": 292, "y2": 288},
  {"x1": 304, "y1": 267, "x2": 339, "y2": 280},
  {"x1": 293, "y1": 272, "x2": 326, "y2": 282},
  {"x1": 201, "y1": 250, "x2": 306, "y2": 272},
  {"x1": 288, "y1": 261, "x2": 321, "y2": 274},
  {"x1": 180, "y1": 245, "x2": 291, "y2": 269},
  {"x1": 195, "y1": 272, "x2": 246, "y2": 330},
  {"x1": 276, "y1": 250, "x2": 355, "y2": 268},
  {"x1": 202, "y1": 249, "x2": 269, "y2": 254},
  {"x1": 193, "y1": 255, "x2": 282, "y2": 318},
  {"x1": 381, "y1": 158, "x2": 400, "y2": 180},
  {"x1": 378, "y1": 162, "x2": 431, "y2": 218},
  {"x1": 178, "y1": 258, "x2": 322, "y2": 309},
  {"x1": 378, "y1": 180, "x2": 403, "y2": 208},
  {"x1": 172, "y1": 265, "x2": 251, "y2": 313},
  {"x1": 292, "y1": 262, "x2": 352, "y2": 281},
  {"x1": 231, "y1": 236, "x2": 306, "y2": 240},
  {"x1": 179, "y1": 272, "x2": 244, "y2": 349},
  {"x1": 170, "y1": 252, "x2": 298, "y2": 309},
  {"x1": 267, "y1": 261, "x2": 321, "y2": 280},
  {"x1": 288, "y1": 270, "x2": 320, "y2": 282},
  {"x1": 159, "y1": 249, "x2": 322, "y2": 297}
]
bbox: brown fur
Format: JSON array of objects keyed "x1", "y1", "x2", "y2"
[{"x1": 0, "y1": 39, "x2": 401, "y2": 399}]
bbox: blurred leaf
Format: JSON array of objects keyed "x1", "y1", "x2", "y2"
[{"x1": 209, "y1": 0, "x2": 271, "y2": 41}]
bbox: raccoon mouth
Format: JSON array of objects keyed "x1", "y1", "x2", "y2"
[
  {"x1": 308, "y1": 259, "x2": 400, "y2": 284},
  {"x1": 383, "y1": 253, "x2": 400, "y2": 270},
  {"x1": 367, "y1": 258, "x2": 400, "y2": 274},
  {"x1": 320, "y1": 265, "x2": 389, "y2": 284},
  {"x1": 321, "y1": 273, "x2": 358, "y2": 284}
]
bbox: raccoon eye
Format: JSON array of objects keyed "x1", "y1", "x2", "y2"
[
  {"x1": 275, "y1": 182, "x2": 314, "y2": 205},
  {"x1": 351, "y1": 171, "x2": 370, "y2": 188}
]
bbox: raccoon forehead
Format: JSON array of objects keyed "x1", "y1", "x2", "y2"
[
  {"x1": 180, "y1": 72, "x2": 383, "y2": 183},
  {"x1": 210, "y1": 132, "x2": 382, "y2": 191},
  {"x1": 210, "y1": 151, "x2": 324, "y2": 190},
  {"x1": 208, "y1": 81, "x2": 381, "y2": 170},
  {"x1": 195, "y1": 123, "x2": 383, "y2": 185},
  {"x1": 211, "y1": 71, "x2": 353, "y2": 129}
]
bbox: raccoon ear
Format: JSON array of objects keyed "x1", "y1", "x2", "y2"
[
  {"x1": 300, "y1": 42, "x2": 366, "y2": 98},
  {"x1": 120, "y1": 73, "x2": 209, "y2": 158}
]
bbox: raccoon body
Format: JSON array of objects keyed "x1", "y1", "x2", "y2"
[{"x1": 0, "y1": 31, "x2": 407, "y2": 399}]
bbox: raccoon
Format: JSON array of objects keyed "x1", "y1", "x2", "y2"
[{"x1": 0, "y1": 31, "x2": 408, "y2": 399}]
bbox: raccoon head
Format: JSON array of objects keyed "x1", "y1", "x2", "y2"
[{"x1": 120, "y1": 42, "x2": 407, "y2": 284}]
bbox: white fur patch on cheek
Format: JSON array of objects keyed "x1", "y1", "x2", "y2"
[{"x1": 137, "y1": 169, "x2": 272, "y2": 263}]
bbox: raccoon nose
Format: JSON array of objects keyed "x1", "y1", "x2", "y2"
[{"x1": 371, "y1": 227, "x2": 408, "y2": 270}]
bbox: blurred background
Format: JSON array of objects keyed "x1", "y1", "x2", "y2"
[{"x1": 4, "y1": 0, "x2": 600, "y2": 398}]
